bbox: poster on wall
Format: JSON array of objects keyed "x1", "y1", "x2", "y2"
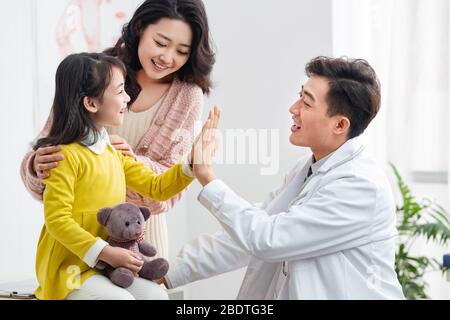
[{"x1": 34, "y1": 0, "x2": 142, "y2": 127}]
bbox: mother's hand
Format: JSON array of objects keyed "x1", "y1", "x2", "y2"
[
  {"x1": 191, "y1": 105, "x2": 221, "y2": 186},
  {"x1": 109, "y1": 134, "x2": 136, "y2": 159},
  {"x1": 33, "y1": 146, "x2": 64, "y2": 179}
]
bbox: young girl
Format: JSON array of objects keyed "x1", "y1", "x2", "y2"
[
  {"x1": 33, "y1": 52, "x2": 218, "y2": 300},
  {"x1": 21, "y1": 0, "x2": 215, "y2": 260}
]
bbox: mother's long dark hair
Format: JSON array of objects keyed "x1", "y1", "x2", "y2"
[
  {"x1": 33, "y1": 53, "x2": 126, "y2": 150},
  {"x1": 104, "y1": 0, "x2": 215, "y2": 104}
]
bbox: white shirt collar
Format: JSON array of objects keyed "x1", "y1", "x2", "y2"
[
  {"x1": 310, "y1": 152, "x2": 333, "y2": 174},
  {"x1": 317, "y1": 136, "x2": 364, "y2": 173},
  {"x1": 80, "y1": 127, "x2": 112, "y2": 155}
]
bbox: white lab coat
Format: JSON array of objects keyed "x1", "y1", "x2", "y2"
[{"x1": 166, "y1": 137, "x2": 405, "y2": 299}]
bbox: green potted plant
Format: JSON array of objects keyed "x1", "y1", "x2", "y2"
[{"x1": 390, "y1": 163, "x2": 450, "y2": 299}]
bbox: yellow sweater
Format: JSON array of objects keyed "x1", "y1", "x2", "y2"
[{"x1": 35, "y1": 143, "x2": 193, "y2": 300}]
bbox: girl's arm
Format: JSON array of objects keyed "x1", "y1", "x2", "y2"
[
  {"x1": 121, "y1": 156, "x2": 195, "y2": 202},
  {"x1": 125, "y1": 85, "x2": 203, "y2": 213}
]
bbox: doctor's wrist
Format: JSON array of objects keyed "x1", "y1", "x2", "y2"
[{"x1": 198, "y1": 173, "x2": 216, "y2": 187}]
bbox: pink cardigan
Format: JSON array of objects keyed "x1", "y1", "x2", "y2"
[{"x1": 20, "y1": 78, "x2": 203, "y2": 214}]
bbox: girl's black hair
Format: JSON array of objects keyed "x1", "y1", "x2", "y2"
[
  {"x1": 33, "y1": 52, "x2": 126, "y2": 150},
  {"x1": 104, "y1": 0, "x2": 215, "y2": 103}
]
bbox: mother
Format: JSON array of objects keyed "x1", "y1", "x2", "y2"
[{"x1": 20, "y1": 0, "x2": 215, "y2": 259}]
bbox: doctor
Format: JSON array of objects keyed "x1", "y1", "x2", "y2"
[{"x1": 165, "y1": 56, "x2": 405, "y2": 299}]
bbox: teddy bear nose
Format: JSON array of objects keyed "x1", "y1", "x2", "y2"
[{"x1": 125, "y1": 222, "x2": 130, "y2": 227}]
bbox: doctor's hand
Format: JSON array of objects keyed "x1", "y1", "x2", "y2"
[{"x1": 191, "y1": 105, "x2": 221, "y2": 186}]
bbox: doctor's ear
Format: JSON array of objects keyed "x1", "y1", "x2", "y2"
[
  {"x1": 334, "y1": 116, "x2": 351, "y2": 136},
  {"x1": 83, "y1": 96, "x2": 98, "y2": 114}
]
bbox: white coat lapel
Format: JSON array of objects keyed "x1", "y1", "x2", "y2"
[
  {"x1": 264, "y1": 159, "x2": 312, "y2": 215},
  {"x1": 287, "y1": 137, "x2": 365, "y2": 207}
]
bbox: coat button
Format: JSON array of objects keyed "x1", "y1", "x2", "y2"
[{"x1": 140, "y1": 145, "x2": 149, "y2": 151}]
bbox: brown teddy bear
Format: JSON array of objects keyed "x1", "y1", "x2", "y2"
[{"x1": 96, "y1": 203, "x2": 169, "y2": 288}]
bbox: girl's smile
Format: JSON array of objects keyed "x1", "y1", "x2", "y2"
[{"x1": 87, "y1": 66, "x2": 131, "y2": 128}]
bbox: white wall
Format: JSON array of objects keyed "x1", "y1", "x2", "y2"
[{"x1": 0, "y1": 1, "x2": 43, "y2": 283}]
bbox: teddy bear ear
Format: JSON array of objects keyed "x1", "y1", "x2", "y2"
[
  {"x1": 97, "y1": 208, "x2": 112, "y2": 226},
  {"x1": 139, "y1": 206, "x2": 151, "y2": 221}
]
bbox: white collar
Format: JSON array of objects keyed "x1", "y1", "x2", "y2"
[
  {"x1": 315, "y1": 136, "x2": 364, "y2": 174},
  {"x1": 309, "y1": 152, "x2": 333, "y2": 174},
  {"x1": 80, "y1": 127, "x2": 112, "y2": 155}
]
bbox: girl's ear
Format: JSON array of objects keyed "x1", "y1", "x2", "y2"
[{"x1": 83, "y1": 96, "x2": 98, "y2": 114}]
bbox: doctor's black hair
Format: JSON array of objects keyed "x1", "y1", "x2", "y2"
[{"x1": 305, "y1": 56, "x2": 381, "y2": 139}]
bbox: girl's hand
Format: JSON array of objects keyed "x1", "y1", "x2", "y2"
[
  {"x1": 109, "y1": 134, "x2": 136, "y2": 159},
  {"x1": 98, "y1": 245, "x2": 144, "y2": 273},
  {"x1": 33, "y1": 145, "x2": 64, "y2": 179},
  {"x1": 191, "y1": 106, "x2": 221, "y2": 186}
]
